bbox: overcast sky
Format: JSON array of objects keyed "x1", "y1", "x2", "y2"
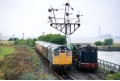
[{"x1": 0, "y1": 0, "x2": 120, "y2": 38}]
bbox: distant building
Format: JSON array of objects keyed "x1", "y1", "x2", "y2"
[{"x1": 100, "y1": 34, "x2": 112, "y2": 38}]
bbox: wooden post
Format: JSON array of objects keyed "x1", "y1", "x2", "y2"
[
  {"x1": 0, "y1": 33, "x2": 2, "y2": 54},
  {"x1": 119, "y1": 66, "x2": 120, "y2": 74},
  {"x1": 99, "y1": 60, "x2": 101, "y2": 67},
  {"x1": 108, "y1": 63, "x2": 110, "y2": 71},
  {"x1": 115, "y1": 65, "x2": 116, "y2": 72},
  {"x1": 110, "y1": 63, "x2": 112, "y2": 71},
  {"x1": 105, "y1": 62, "x2": 106, "y2": 70}
]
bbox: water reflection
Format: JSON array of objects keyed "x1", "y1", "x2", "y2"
[{"x1": 98, "y1": 51, "x2": 120, "y2": 65}]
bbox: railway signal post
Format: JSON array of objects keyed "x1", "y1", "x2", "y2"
[{"x1": 48, "y1": 1, "x2": 83, "y2": 48}]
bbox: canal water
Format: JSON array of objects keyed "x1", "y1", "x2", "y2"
[{"x1": 98, "y1": 51, "x2": 120, "y2": 65}]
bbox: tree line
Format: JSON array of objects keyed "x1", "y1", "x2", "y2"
[
  {"x1": 95, "y1": 38, "x2": 113, "y2": 46},
  {"x1": 8, "y1": 34, "x2": 66, "y2": 47}
]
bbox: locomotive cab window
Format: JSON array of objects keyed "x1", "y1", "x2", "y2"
[
  {"x1": 59, "y1": 46, "x2": 66, "y2": 50},
  {"x1": 54, "y1": 51, "x2": 59, "y2": 56}
]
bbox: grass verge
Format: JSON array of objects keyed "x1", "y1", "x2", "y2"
[
  {"x1": 0, "y1": 46, "x2": 15, "y2": 58},
  {"x1": 99, "y1": 67, "x2": 120, "y2": 80},
  {"x1": 0, "y1": 45, "x2": 56, "y2": 80}
]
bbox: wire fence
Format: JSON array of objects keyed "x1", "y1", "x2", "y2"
[{"x1": 98, "y1": 59, "x2": 120, "y2": 74}]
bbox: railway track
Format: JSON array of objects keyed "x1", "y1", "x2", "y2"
[
  {"x1": 34, "y1": 48, "x2": 107, "y2": 80},
  {"x1": 70, "y1": 71, "x2": 107, "y2": 80},
  {"x1": 34, "y1": 48, "x2": 76, "y2": 80},
  {"x1": 52, "y1": 70, "x2": 76, "y2": 80},
  {"x1": 84, "y1": 72, "x2": 96, "y2": 80},
  {"x1": 81, "y1": 71, "x2": 107, "y2": 80},
  {"x1": 68, "y1": 65, "x2": 108, "y2": 80},
  {"x1": 95, "y1": 71, "x2": 107, "y2": 80}
]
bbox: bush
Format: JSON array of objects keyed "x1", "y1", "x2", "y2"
[
  {"x1": 106, "y1": 73, "x2": 120, "y2": 80},
  {"x1": 101, "y1": 42, "x2": 105, "y2": 46},
  {"x1": 104, "y1": 38, "x2": 113, "y2": 45},
  {"x1": 70, "y1": 43, "x2": 74, "y2": 50},
  {"x1": 14, "y1": 34, "x2": 66, "y2": 46},
  {"x1": 38, "y1": 34, "x2": 66, "y2": 45},
  {"x1": 8, "y1": 38, "x2": 19, "y2": 41},
  {"x1": 44, "y1": 75, "x2": 56, "y2": 80},
  {"x1": 95, "y1": 41, "x2": 102, "y2": 46},
  {"x1": 21, "y1": 72, "x2": 36, "y2": 80},
  {"x1": 14, "y1": 38, "x2": 37, "y2": 46},
  {"x1": 94, "y1": 38, "x2": 114, "y2": 46}
]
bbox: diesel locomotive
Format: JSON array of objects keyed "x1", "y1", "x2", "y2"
[
  {"x1": 35, "y1": 41, "x2": 72, "y2": 70},
  {"x1": 72, "y1": 44, "x2": 98, "y2": 71}
]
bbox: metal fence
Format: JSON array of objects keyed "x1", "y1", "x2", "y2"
[{"x1": 98, "y1": 59, "x2": 120, "y2": 74}]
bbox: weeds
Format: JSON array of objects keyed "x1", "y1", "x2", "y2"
[
  {"x1": 106, "y1": 73, "x2": 120, "y2": 80},
  {"x1": 21, "y1": 72, "x2": 36, "y2": 80},
  {"x1": 99, "y1": 66, "x2": 120, "y2": 80},
  {"x1": 0, "y1": 45, "x2": 56, "y2": 80}
]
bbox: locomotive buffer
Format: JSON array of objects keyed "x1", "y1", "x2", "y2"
[{"x1": 48, "y1": 1, "x2": 83, "y2": 48}]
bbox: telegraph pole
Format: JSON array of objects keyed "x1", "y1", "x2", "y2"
[
  {"x1": 22, "y1": 33, "x2": 24, "y2": 46},
  {"x1": 23, "y1": 33, "x2": 24, "y2": 40},
  {"x1": 13, "y1": 34, "x2": 15, "y2": 45},
  {"x1": 48, "y1": 1, "x2": 83, "y2": 48},
  {"x1": 43, "y1": 32, "x2": 45, "y2": 36},
  {"x1": 0, "y1": 33, "x2": 2, "y2": 53},
  {"x1": 99, "y1": 27, "x2": 100, "y2": 38}
]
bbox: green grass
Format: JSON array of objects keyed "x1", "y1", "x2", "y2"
[
  {"x1": 110, "y1": 44, "x2": 120, "y2": 47},
  {"x1": 106, "y1": 73, "x2": 120, "y2": 80},
  {"x1": 0, "y1": 47, "x2": 15, "y2": 58},
  {"x1": 99, "y1": 66, "x2": 120, "y2": 80},
  {"x1": 21, "y1": 72, "x2": 36, "y2": 80}
]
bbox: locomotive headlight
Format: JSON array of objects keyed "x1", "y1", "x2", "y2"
[{"x1": 67, "y1": 51, "x2": 71, "y2": 56}]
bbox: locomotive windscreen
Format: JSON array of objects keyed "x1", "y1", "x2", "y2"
[{"x1": 59, "y1": 46, "x2": 66, "y2": 50}]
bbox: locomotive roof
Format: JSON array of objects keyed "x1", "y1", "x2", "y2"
[
  {"x1": 48, "y1": 44, "x2": 61, "y2": 51},
  {"x1": 42, "y1": 42, "x2": 52, "y2": 48},
  {"x1": 35, "y1": 41, "x2": 45, "y2": 45},
  {"x1": 36, "y1": 41, "x2": 61, "y2": 49},
  {"x1": 35, "y1": 41, "x2": 71, "y2": 51}
]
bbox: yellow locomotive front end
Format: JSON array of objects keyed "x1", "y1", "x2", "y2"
[
  {"x1": 51, "y1": 46, "x2": 72, "y2": 70},
  {"x1": 53, "y1": 50, "x2": 72, "y2": 65}
]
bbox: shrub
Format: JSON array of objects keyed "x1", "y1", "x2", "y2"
[
  {"x1": 106, "y1": 73, "x2": 120, "y2": 80},
  {"x1": 70, "y1": 43, "x2": 74, "y2": 50},
  {"x1": 104, "y1": 38, "x2": 113, "y2": 45},
  {"x1": 95, "y1": 41, "x2": 102, "y2": 46},
  {"x1": 21, "y1": 72, "x2": 36, "y2": 80},
  {"x1": 44, "y1": 75, "x2": 56, "y2": 80},
  {"x1": 8, "y1": 38, "x2": 19, "y2": 41},
  {"x1": 95, "y1": 38, "x2": 114, "y2": 46},
  {"x1": 101, "y1": 42, "x2": 105, "y2": 45},
  {"x1": 38, "y1": 34, "x2": 66, "y2": 45}
]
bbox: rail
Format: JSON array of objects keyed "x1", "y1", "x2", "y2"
[
  {"x1": 98, "y1": 59, "x2": 120, "y2": 74},
  {"x1": 34, "y1": 48, "x2": 76, "y2": 80},
  {"x1": 95, "y1": 72, "x2": 107, "y2": 80}
]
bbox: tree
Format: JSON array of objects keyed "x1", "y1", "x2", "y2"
[
  {"x1": 104, "y1": 38, "x2": 113, "y2": 45},
  {"x1": 38, "y1": 34, "x2": 66, "y2": 45},
  {"x1": 8, "y1": 38, "x2": 19, "y2": 41},
  {"x1": 95, "y1": 41, "x2": 102, "y2": 46}
]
